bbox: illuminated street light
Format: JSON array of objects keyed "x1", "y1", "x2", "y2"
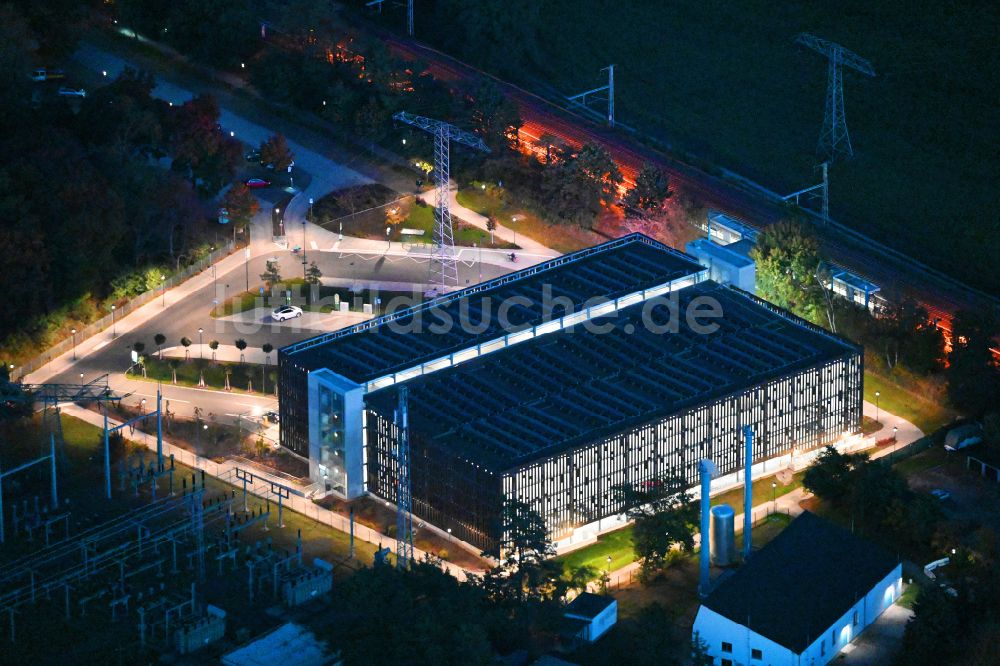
[
  {"x1": 874, "y1": 390, "x2": 880, "y2": 424},
  {"x1": 772, "y1": 481, "x2": 777, "y2": 512},
  {"x1": 111, "y1": 304, "x2": 116, "y2": 338},
  {"x1": 198, "y1": 328, "x2": 204, "y2": 359},
  {"x1": 160, "y1": 275, "x2": 166, "y2": 307},
  {"x1": 71, "y1": 328, "x2": 77, "y2": 360}
]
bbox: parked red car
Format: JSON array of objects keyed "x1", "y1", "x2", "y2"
[{"x1": 244, "y1": 178, "x2": 271, "y2": 189}]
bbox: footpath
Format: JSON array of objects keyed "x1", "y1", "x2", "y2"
[
  {"x1": 62, "y1": 404, "x2": 480, "y2": 579},
  {"x1": 592, "y1": 404, "x2": 925, "y2": 590}
]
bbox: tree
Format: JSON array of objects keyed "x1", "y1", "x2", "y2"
[
  {"x1": 208, "y1": 339, "x2": 219, "y2": 361},
  {"x1": 483, "y1": 498, "x2": 561, "y2": 604},
  {"x1": 946, "y1": 309, "x2": 1000, "y2": 416},
  {"x1": 259, "y1": 133, "x2": 294, "y2": 171},
  {"x1": 168, "y1": 94, "x2": 240, "y2": 196},
  {"x1": 897, "y1": 585, "x2": 960, "y2": 664},
  {"x1": 262, "y1": 342, "x2": 274, "y2": 365},
  {"x1": 485, "y1": 217, "x2": 497, "y2": 245},
  {"x1": 154, "y1": 333, "x2": 166, "y2": 358},
  {"x1": 223, "y1": 182, "x2": 260, "y2": 232},
  {"x1": 691, "y1": 631, "x2": 715, "y2": 666},
  {"x1": 613, "y1": 475, "x2": 698, "y2": 578},
  {"x1": 234, "y1": 338, "x2": 247, "y2": 363},
  {"x1": 353, "y1": 97, "x2": 389, "y2": 149},
  {"x1": 750, "y1": 220, "x2": 825, "y2": 322},
  {"x1": 305, "y1": 261, "x2": 322, "y2": 302},
  {"x1": 180, "y1": 336, "x2": 192, "y2": 360},
  {"x1": 132, "y1": 341, "x2": 145, "y2": 354},
  {"x1": 434, "y1": 0, "x2": 541, "y2": 75},
  {"x1": 260, "y1": 260, "x2": 282, "y2": 288},
  {"x1": 575, "y1": 143, "x2": 623, "y2": 208},
  {"x1": 802, "y1": 446, "x2": 868, "y2": 507},
  {"x1": 465, "y1": 78, "x2": 522, "y2": 150},
  {"x1": 624, "y1": 162, "x2": 672, "y2": 215}
]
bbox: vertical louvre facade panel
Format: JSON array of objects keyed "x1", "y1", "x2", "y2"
[{"x1": 506, "y1": 353, "x2": 862, "y2": 540}]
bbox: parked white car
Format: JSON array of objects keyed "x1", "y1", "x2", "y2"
[
  {"x1": 58, "y1": 86, "x2": 86, "y2": 98},
  {"x1": 271, "y1": 305, "x2": 303, "y2": 321}
]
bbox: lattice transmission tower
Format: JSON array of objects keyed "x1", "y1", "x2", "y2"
[
  {"x1": 393, "y1": 112, "x2": 490, "y2": 289},
  {"x1": 795, "y1": 33, "x2": 875, "y2": 163},
  {"x1": 394, "y1": 386, "x2": 413, "y2": 569}
]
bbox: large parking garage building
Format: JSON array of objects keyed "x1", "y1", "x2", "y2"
[{"x1": 279, "y1": 235, "x2": 862, "y2": 554}]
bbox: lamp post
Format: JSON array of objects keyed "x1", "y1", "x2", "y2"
[
  {"x1": 275, "y1": 207, "x2": 283, "y2": 236},
  {"x1": 874, "y1": 390, "x2": 880, "y2": 425},
  {"x1": 302, "y1": 221, "x2": 308, "y2": 278},
  {"x1": 140, "y1": 398, "x2": 147, "y2": 416},
  {"x1": 511, "y1": 215, "x2": 519, "y2": 247},
  {"x1": 71, "y1": 328, "x2": 77, "y2": 360},
  {"x1": 111, "y1": 304, "x2": 116, "y2": 338},
  {"x1": 386, "y1": 226, "x2": 391, "y2": 251},
  {"x1": 892, "y1": 425, "x2": 899, "y2": 461},
  {"x1": 160, "y1": 275, "x2": 166, "y2": 307},
  {"x1": 198, "y1": 328, "x2": 204, "y2": 359},
  {"x1": 771, "y1": 481, "x2": 777, "y2": 513},
  {"x1": 338, "y1": 221, "x2": 343, "y2": 242}
]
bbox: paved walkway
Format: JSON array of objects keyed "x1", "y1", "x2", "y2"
[
  {"x1": 417, "y1": 186, "x2": 559, "y2": 257},
  {"x1": 592, "y1": 403, "x2": 926, "y2": 591},
  {"x1": 62, "y1": 403, "x2": 479, "y2": 579}
]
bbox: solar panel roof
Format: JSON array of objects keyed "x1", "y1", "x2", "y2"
[
  {"x1": 365, "y1": 281, "x2": 859, "y2": 471},
  {"x1": 281, "y1": 234, "x2": 704, "y2": 383}
]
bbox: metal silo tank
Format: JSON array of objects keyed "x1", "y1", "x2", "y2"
[{"x1": 710, "y1": 504, "x2": 736, "y2": 566}]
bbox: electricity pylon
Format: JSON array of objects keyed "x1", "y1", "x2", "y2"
[
  {"x1": 795, "y1": 33, "x2": 875, "y2": 163},
  {"x1": 393, "y1": 112, "x2": 490, "y2": 289}
]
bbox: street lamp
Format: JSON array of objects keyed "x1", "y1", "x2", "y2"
[
  {"x1": 198, "y1": 328, "x2": 204, "y2": 359},
  {"x1": 160, "y1": 275, "x2": 166, "y2": 307},
  {"x1": 874, "y1": 390, "x2": 880, "y2": 425},
  {"x1": 71, "y1": 328, "x2": 77, "y2": 360},
  {"x1": 140, "y1": 398, "x2": 147, "y2": 416},
  {"x1": 511, "y1": 215, "x2": 519, "y2": 247},
  {"x1": 771, "y1": 481, "x2": 777, "y2": 512},
  {"x1": 892, "y1": 425, "x2": 899, "y2": 461},
  {"x1": 386, "y1": 225, "x2": 391, "y2": 250},
  {"x1": 111, "y1": 304, "x2": 116, "y2": 338}
]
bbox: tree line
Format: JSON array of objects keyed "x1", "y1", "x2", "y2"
[{"x1": 751, "y1": 220, "x2": 1000, "y2": 419}]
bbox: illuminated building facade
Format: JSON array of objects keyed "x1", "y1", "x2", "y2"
[{"x1": 279, "y1": 235, "x2": 862, "y2": 554}]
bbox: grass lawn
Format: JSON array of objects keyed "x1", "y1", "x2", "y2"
[
  {"x1": 865, "y1": 370, "x2": 955, "y2": 435},
  {"x1": 897, "y1": 581, "x2": 920, "y2": 610},
  {"x1": 557, "y1": 471, "x2": 803, "y2": 579},
  {"x1": 457, "y1": 186, "x2": 604, "y2": 253},
  {"x1": 556, "y1": 525, "x2": 636, "y2": 575},
  {"x1": 711, "y1": 469, "x2": 805, "y2": 512},
  {"x1": 136, "y1": 356, "x2": 277, "y2": 395},
  {"x1": 892, "y1": 444, "x2": 948, "y2": 477}
]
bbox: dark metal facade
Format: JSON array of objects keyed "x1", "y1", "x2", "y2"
[
  {"x1": 366, "y1": 410, "x2": 503, "y2": 552},
  {"x1": 277, "y1": 352, "x2": 310, "y2": 456}
]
